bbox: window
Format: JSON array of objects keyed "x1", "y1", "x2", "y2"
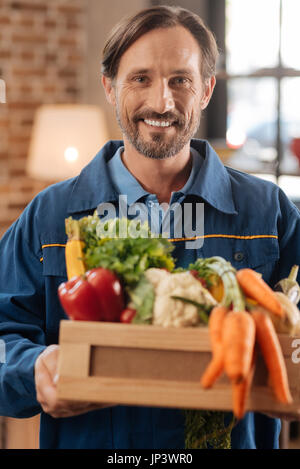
[{"x1": 208, "y1": 0, "x2": 300, "y2": 200}]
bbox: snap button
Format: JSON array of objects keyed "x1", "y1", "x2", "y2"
[{"x1": 234, "y1": 251, "x2": 244, "y2": 262}]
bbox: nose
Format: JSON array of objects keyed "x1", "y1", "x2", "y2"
[{"x1": 147, "y1": 78, "x2": 175, "y2": 114}]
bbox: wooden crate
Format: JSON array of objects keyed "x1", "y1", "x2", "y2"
[{"x1": 57, "y1": 320, "x2": 300, "y2": 414}]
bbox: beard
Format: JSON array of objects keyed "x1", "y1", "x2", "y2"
[{"x1": 115, "y1": 104, "x2": 201, "y2": 160}]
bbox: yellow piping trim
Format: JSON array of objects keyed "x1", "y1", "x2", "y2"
[
  {"x1": 40, "y1": 235, "x2": 277, "y2": 251},
  {"x1": 40, "y1": 243, "x2": 66, "y2": 262},
  {"x1": 42, "y1": 243, "x2": 66, "y2": 249},
  {"x1": 169, "y1": 234, "x2": 278, "y2": 242},
  {"x1": 39, "y1": 233, "x2": 276, "y2": 262}
]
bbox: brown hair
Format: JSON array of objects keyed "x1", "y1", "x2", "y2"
[{"x1": 101, "y1": 5, "x2": 219, "y2": 82}]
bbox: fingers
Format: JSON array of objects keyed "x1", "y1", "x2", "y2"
[
  {"x1": 40, "y1": 344, "x2": 59, "y2": 381},
  {"x1": 35, "y1": 346, "x2": 116, "y2": 418},
  {"x1": 35, "y1": 350, "x2": 60, "y2": 414}
]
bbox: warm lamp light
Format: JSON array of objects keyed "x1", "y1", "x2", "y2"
[
  {"x1": 26, "y1": 104, "x2": 109, "y2": 181},
  {"x1": 226, "y1": 126, "x2": 246, "y2": 150}
]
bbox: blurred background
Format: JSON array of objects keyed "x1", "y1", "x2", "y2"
[{"x1": 0, "y1": 0, "x2": 300, "y2": 450}]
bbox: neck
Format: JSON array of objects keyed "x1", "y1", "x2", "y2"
[{"x1": 121, "y1": 138, "x2": 193, "y2": 204}]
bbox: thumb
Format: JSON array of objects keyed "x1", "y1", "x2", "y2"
[{"x1": 41, "y1": 344, "x2": 60, "y2": 382}]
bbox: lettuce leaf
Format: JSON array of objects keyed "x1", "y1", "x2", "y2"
[
  {"x1": 129, "y1": 275, "x2": 155, "y2": 324},
  {"x1": 75, "y1": 213, "x2": 175, "y2": 287}
]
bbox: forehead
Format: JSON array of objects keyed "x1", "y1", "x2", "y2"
[{"x1": 117, "y1": 25, "x2": 201, "y2": 77}]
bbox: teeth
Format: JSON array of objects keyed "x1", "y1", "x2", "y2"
[{"x1": 144, "y1": 119, "x2": 171, "y2": 127}]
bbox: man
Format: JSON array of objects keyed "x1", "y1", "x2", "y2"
[{"x1": 0, "y1": 5, "x2": 300, "y2": 449}]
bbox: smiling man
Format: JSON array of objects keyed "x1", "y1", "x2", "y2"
[
  {"x1": 0, "y1": 5, "x2": 300, "y2": 450},
  {"x1": 102, "y1": 15, "x2": 215, "y2": 205}
]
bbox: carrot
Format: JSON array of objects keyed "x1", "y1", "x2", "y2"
[
  {"x1": 222, "y1": 310, "x2": 256, "y2": 384},
  {"x1": 232, "y1": 351, "x2": 256, "y2": 420},
  {"x1": 251, "y1": 308, "x2": 292, "y2": 404},
  {"x1": 236, "y1": 268, "x2": 284, "y2": 318},
  {"x1": 200, "y1": 305, "x2": 228, "y2": 388}
]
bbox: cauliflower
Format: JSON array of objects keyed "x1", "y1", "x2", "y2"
[
  {"x1": 144, "y1": 267, "x2": 170, "y2": 291},
  {"x1": 145, "y1": 269, "x2": 217, "y2": 328}
]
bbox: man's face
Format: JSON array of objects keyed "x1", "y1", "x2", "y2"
[{"x1": 103, "y1": 26, "x2": 215, "y2": 159}]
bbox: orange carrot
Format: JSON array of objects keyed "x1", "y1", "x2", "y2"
[
  {"x1": 201, "y1": 305, "x2": 228, "y2": 388},
  {"x1": 251, "y1": 308, "x2": 292, "y2": 404},
  {"x1": 236, "y1": 268, "x2": 284, "y2": 318},
  {"x1": 232, "y1": 352, "x2": 256, "y2": 420},
  {"x1": 222, "y1": 310, "x2": 256, "y2": 384}
]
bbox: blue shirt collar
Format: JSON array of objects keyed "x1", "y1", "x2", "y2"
[
  {"x1": 188, "y1": 140, "x2": 237, "y2": 214},
  {"x1": 107, "y1": 146, "x2": 149, "y2": 205},
  {"x1": 67, "y1": 139, "x2": 237, "y2": 215},
  {"x1": 107, "y1": 145, "x2": 203, "y2": 206}
]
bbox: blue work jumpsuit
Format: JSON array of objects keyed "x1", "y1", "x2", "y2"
[{"x1": 1, "y1": 139, "x2": 300, "y2": 449}]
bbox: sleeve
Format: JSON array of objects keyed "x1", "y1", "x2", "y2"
[
  {"x1": 276, "y1": 188, "x2": 300, "y2": 292},
  {"x1": 0, "y1": 205, "x2": 47, "y2": 418}
]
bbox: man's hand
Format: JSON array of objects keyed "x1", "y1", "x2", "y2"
[{"x1": 35, "y1": 344, "x2": 113, "y2": 418}]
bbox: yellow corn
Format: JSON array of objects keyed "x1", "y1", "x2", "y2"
[{"x1": 65, "y1": 217, "x2": 86, "y2": 280}]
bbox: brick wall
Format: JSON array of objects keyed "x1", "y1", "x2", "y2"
[{"x1": 0, "y1": 0, "x2": 87, "y2": 237}]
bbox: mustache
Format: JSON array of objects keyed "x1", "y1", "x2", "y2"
[{"x1": 133, "y1": 110, "x2": 185, "y2": 126}]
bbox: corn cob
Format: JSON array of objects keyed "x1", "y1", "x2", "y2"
[{"x1": 65, "y1": 217, "x2": 86, "y2": 280}]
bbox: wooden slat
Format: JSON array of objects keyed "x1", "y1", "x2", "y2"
[
  {"x1": 59, "y1": 320, "x2": 211, "y2": 352},
  {"x1": 57, "y1": 376, "x2": 300, "y2": 414},
  {"x1": 57, "y1": 320, "x2": 300, "y2": 413}
]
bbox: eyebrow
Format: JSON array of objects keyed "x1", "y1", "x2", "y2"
[
  {"x1": 126, "y1": 68, "x2": 195, "y2": 77},
  {"x1": 126, "y1": 69, "x2": 151, "y2": 77},
  {"x1": 171, "y1": 69, "x2": 195, "y2": 75}
]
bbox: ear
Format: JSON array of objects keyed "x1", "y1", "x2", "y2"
[
  {"x1": 101, "y1": 75, "x2": 116, "y2": 107},
  {"x1": 200, "y1": 76, "x2": 216, "y2": 110}
]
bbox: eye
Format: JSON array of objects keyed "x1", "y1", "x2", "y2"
[
  {"x1": 133, "y1": 76, "x2": 148, "y2": 84},
  {"x1": 171, "y1": 76, "x2": 190, "y2": 86}
]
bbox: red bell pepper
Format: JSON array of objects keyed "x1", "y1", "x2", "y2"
[
  {"x1": 85, "y1": 268, "x2": 125, "y2": 322},
  {"x1": 58, "y1": 276, "x2": 104, "y2": 321},
  {"x1": 120, "y1": 307, "x2": 136, "y2": 323}
]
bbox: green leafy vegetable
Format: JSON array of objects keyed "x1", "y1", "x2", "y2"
[
  {"x1": 128, "y1": 275, "x2": 155, "y2": 324},
  {"x1": 184, "y1": 410, "x2": 236, "y2": 449},
  {"x1": 76, "y1": 213, "x2": 175, "y2": 287}
]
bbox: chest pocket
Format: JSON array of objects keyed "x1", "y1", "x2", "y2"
[
  {"x1": 41, "y1": 239, "x2": 67, "y2": 279},
  {"x1": 201, "y1": 235, "x2": 280, "y2": 284}
]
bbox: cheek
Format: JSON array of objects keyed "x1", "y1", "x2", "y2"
[
  {"x1": 181, "y1": 96, "x2": 200, "y2": 121},
  {"x1": 118, "y1": 90, "x2": 143, "y2": 119},
  {"x1": 175, "y1": 88, "x2": 199, "y2": 111}
]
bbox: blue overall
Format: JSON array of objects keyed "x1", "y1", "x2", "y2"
[{"x1": 1, "y1": 139, "x2": 300, "y2": 449}]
